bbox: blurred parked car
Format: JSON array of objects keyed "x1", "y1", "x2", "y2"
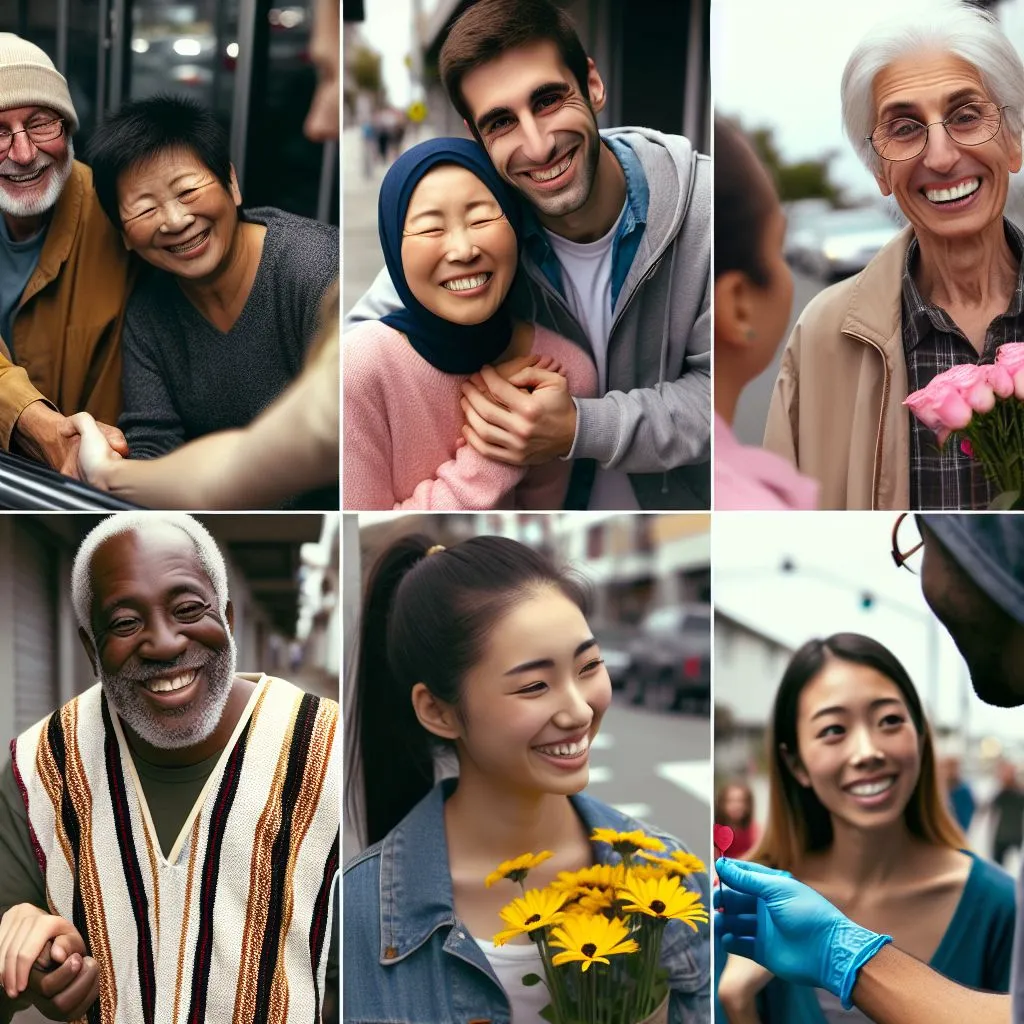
[
  {"x1": 591, "y1": 620, "x2": 638, "y2": 690},
  {"x1": 783, "y1": 198, "x2": 833, "y2": 269},
  {"x1": 803, "y1": 207, "x2": 902, "y2": 281},
  {"x1": 626, "y1": 603, "x2": 711, "y2": 714}
]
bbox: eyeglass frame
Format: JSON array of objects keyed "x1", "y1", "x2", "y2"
[
  {"x1": 0, "y1": 117, "x2": 65, "y2": 158},
  {"x1": 866, "y1": 102, "x2": 1011, "y2": 162},
  {"x1": 891, "y1": 513, "x2": 925, "y2": 573}
]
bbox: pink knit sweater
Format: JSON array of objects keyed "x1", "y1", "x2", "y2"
[{"x1": 343, "y1": 321, "x2": 597, "y2": 510}]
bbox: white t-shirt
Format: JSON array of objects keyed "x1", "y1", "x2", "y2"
[
  {"x1": 475, "y1": 936, "x2": 549, "y2": 1024},
  {"x1": 544, "y1": 205, "x2": 640, "y2": 511}
]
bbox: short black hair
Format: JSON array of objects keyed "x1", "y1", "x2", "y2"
[{"x1": 87, "y1": 95, "x2": 232, "y2": 227}]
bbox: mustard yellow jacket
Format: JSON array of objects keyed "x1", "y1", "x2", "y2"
[
  {"x1": 763, "y1": 226, "x2": 914, "y2": 511},
  {"x1": 0, "y1": 160, "x2": 131, "y2": 448}
]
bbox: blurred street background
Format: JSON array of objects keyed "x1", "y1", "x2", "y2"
[
  {"x1": 343, "y1": 512, "x2": 712, "y2": 867},
  {"x1": 714, "y1": 0, "x2": 1024, "y2": 444},
  {"x1": 714, "y1": 512, "x2": 1024, "y2": 875},
  {"x1": 1, "y1": 0, "x2": 338, "y2": 225},
  {"x1": 342, "y1": 0, "x2": 711, "y2": 313}
]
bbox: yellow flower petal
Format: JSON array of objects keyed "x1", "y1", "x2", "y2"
[
  {"x1": 491, "y1": 887, "x2": 568, "y2": 945},
  {"x1": 548, "y1": 912, "x2": 641, "y2": 971},
  {"x1": 616, "y1": 872, "x2": 710, "y2": 929},
  {"x1": 590, "y1": 828, "x2": 666, "y2": 854},
  {"x1": 484, "y1": 850, "x2": 554, "y2": 888}
]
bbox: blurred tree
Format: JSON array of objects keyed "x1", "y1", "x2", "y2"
[
  {"x1": 746, "y1": 124, "x2": 842, "y2": 204},
  {"x1": 351, "y1": 45, "x2": 384, "y2": 96}
]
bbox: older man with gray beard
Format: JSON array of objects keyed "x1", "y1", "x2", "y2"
[
  {"x1": 0, "y1": 34, "x2": 130, "y2": 480},
  {"x1": 0, "y1": 513, "x2": 339, "y2": 1024}
]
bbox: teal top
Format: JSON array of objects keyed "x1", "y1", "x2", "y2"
[{"x1": 716, "y1": 851, "x2": 1016, "y2": 1024}]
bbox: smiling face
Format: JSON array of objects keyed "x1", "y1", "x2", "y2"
[
  {"x1": 452, "y1": 586, "x2": 612, "y2": 796},
  {"x1": 81, "y1": 525, "x2": 237, "y2": 752},
  {"x1": 118, "y1": 146, "x2": 242, "y2": 281},
  {"x1": 0, "y1": 105, "x2": 73, "y2": 221},
  {"x1": 460, "y1": 39, "x2": 604, "y2": 219},
  {"x1": 787, "y1": 658, "x2": 922, "y2": 834},
  {"x1": 400, "y1": 164, "x2": 517, "y2": 323},
  {"x1": 871, "y1": 51, "x2": 1021, "y2": 243}
]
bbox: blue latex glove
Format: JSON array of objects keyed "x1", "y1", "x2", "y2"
[{"x1": 715, "y1": 858, "x2": 892, "y2": 1009}]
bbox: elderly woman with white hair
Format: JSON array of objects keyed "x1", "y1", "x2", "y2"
[{"x1": 762, "y1": 1, "x2": 1024, "y2": 511}]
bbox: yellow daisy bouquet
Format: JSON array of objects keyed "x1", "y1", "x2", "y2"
[{"x1": 486, "y1": 829, "x2": 709, "y2": 1024}]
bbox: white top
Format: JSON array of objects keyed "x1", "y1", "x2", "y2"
[
  {"x1": 544, "y1": 203, "x2": 640, "y2": 511},
  {"x1": 475, "y1": 935, "x2": 550, "y2": 1024}
]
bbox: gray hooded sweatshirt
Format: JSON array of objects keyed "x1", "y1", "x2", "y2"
[{"x1": 344, "y1": 127, "x2": 711, "y2": 511}]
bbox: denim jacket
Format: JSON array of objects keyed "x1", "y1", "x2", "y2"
[{"x1": 344, "y1": 780, "x2": 710, "y2": 1024}]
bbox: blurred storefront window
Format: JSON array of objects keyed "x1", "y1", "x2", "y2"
[{"x1": 0, "y1": 0, "x2": 337, "y2": 225}]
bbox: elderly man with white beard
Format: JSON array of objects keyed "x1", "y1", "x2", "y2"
[
  {"x1": 0, "y1": 513, "x2": 339, "y2": 1023},
  {"x1": 0, "y1": 34, "x2": 130, "y2": 478}
]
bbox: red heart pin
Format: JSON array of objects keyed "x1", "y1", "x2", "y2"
[{"x1": 713, "y1": 824, "x2": 735, "y2": 858}]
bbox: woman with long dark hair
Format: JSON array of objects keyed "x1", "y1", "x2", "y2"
[
  {"x1": 344, "y1": 534, "x2": 709, "y2": 1023},
  {"x1": 716, "y1": 633, "x2": 1015, "y2": 1023}
]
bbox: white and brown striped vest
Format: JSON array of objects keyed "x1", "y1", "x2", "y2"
[{"x1": 10, "y1": 674, "x2": 339, "y2": 1024}]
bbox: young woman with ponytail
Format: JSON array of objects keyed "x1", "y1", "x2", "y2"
[{"x1": 343, "y1": 534, "x2": 710, "y2": 1024}]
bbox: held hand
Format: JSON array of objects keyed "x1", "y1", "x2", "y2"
[
  {"x1": 460, "y1": 364, "x2": 577, "y2": 466},
  {"x1": 67, "y1": 412, "x2": 123, "y2": 487},
  {"x1": 715, "y1": 859, "x2": 892, "y2": 1007},
  {"x1": 27, "y1": 949, "x2": 101, "y2": 1022},
  {"x1": 0, "y1": 904, "x2": 86, "y2": 1002},
  {"x1": 467, "y1": 354, "x2": 567, "y2": 405}
]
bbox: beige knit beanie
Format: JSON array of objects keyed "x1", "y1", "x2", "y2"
[{"x1": 0, "y1": 34, "x2": 78, "y2": 134}]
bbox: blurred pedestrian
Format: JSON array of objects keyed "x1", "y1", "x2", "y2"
[
  {"x1": 990, "y1": 761, "x2": 1024, "y2": 868},
  {"x1": 941, "y1": 756, "x2": 976, "y2": 834},
  {"x1": 714, "y1": 118, "x2": 818, "y2": 510},
  {"x1": 715, "y1": 781, "x2": 759, "y2": 859}
]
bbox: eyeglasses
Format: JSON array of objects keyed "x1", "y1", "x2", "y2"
[
  {"x1": 0, "y1": 117, "x2": 64, "y2": 159},
  {"x1": 868, "y1": 102, "x2": 1009, "y2": 162},
  {"x1": 891, "y1": 513, "x2": 924, "y2": 574}
]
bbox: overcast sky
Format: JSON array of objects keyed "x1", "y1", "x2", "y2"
[
  {"x1": 712, "y1": 0, "x2": 1024, "y2": 200},
  {"x1": 714, "y1": 513, "x2": 1024, "y2": 746}
]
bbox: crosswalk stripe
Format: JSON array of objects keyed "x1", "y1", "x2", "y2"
[{"x1": 656, "y1": 761, "x2": 711, "y2": 805}]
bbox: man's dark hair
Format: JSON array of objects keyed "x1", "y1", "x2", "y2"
[
  {"x1": 439, "y1": 0, "x2": 590, "y2": 138},
  {"x1": 87, "y1": 95, "x2": 233, "y2": 227}
]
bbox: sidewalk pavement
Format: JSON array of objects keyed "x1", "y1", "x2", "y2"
[{"x1": 342, "y1": 123, "x2": 437, "y2": 315}]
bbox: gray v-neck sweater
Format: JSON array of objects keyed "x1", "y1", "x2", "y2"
[{"x1": 119, "y1": 205, "x2": 338, "y2": 459}]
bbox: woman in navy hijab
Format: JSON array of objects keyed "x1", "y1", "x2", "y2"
[{"x1": 343, "y1": 137, "x2": 596, "y2": 511}]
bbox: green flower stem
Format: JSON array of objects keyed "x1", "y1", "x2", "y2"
[{"x1": 535, "y1": 932, "x2": 567, "y2": 1023}]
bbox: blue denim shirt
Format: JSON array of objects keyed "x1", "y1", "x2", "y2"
[
  {"x1": 344, "y1": 780, "x2": 710, "y2": 1024},
  {"x1": 522, "y1": 135, "x2": 649, "y2": 314}
]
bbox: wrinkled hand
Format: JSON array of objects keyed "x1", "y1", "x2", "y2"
[
  {"x1": 11, "y1": 402, "x2": 127, "y2": 480},
  {"x1": 27, "y1": 945, "x2": 101, "y2": 1022},
  {"x1": 715, "y1": 859, "x2": 891, "y2": 1006},
  {"x1": 67, "y1": 412, "x2": 125, "y2": 487},
  {"x1": 460, "y1": 363, "x2": 576, "y2": 466},
  {"x1": 0, "y1": 905, "x2": 89, "y2": 1006}
]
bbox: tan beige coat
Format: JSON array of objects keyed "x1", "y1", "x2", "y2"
[
  {"x1": 764, "y1": 226, "x2": 914, "y2": 510},
  {"x1": 0, "y1": 160, "x2": 131, "y2": 448}
]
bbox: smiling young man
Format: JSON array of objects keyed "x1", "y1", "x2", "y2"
[
  {"x1": 0, "y1": 513, "x2": 338, "y2": 1024},
  {"x1": 0, "y1": 33, "x2": 131, "y2": 476},
  {"x1": 763, "y1": 4, "x2": 1024, "y2": 510},
  {"x1": 346, "y1": 0, "x2": 711, "y2": 511}
]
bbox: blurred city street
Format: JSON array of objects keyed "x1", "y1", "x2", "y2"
[
  {"x1": 591, "y1": 697, "x2": 711, "y2": 866},
  {"x1": 732, "y1": 268, "x2": 823, "y2": 446}
]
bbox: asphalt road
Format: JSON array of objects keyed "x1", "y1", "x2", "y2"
[
  {"x1": 587, "y1": 696, "x2": 711, "y2": 866},
  {"x1": 732, "y1": 269, "x2": 826, "y2": 446}
]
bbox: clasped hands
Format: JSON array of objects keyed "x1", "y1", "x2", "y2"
[
  {"x1": 11, "y1": 400, "x2": 125, "y2": 485},
  {"x1": 459, "y1": 353, "x2": 577, "y2": 466},
  {"x1": 0, "y1": 904, "x2": 100, "y2": 1020}
]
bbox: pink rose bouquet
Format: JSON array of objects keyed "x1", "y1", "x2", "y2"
[{"x1": 904, "y1": 343, "x2": 1024, "y2": 508}]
